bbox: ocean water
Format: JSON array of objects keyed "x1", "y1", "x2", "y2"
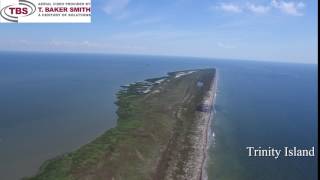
[
  {"x1": 0, "y1": 52, "x2": 317, "y2": 180},
  {"x1": 207, "y1": 61, "x2": 318, "y2": 180}
]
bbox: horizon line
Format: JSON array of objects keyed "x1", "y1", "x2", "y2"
[{"x1": 0, "y1": 50, "x2": 317, "y2": 65}]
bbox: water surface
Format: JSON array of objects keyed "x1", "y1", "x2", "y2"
[{"x1": 0, "y1": 52, "x2": 317, "y2": 179}]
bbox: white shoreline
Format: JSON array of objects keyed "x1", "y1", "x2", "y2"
[{"x1": 199, "y1": 69, "x2": 218, "y2": 180}]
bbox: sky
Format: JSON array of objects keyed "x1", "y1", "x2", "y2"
[{"x1": 0, "y1": 0, "x2": 318, "y2": 64}]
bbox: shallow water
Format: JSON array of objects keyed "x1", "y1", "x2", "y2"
[{"x1": 0, "y1": 52, "x2": 317, "y2": 179}]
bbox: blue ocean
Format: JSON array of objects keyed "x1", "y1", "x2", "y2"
[{"x1": 0, "y1": 52, "x2": 317, "y2": 180}]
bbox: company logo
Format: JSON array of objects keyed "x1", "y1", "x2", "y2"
[
  {"x1": 0, "y1": 0, "x2": 91, "y2": 23},
  {"x1": 0, "y1": 0, "x2": 36, "y2": 22}
]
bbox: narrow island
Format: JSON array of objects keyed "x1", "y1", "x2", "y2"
[{"x1": 25, "y1": 68, "x2": 217, "y2": 180}]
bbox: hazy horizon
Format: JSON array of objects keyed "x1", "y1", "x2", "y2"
[
  {"x1": 0, "y1": 0, "x2": 318, "y2": 64},
  {"x1": 0, "y1": 50, "x2": 318, "y2": 65}
]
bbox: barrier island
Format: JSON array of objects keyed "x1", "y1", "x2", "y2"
[{"x1": 26, "y1": 68, "x2": 217, "y2": 180}]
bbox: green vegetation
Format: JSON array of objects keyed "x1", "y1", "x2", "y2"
[{"x1": 25, "y1": 69, "x2": 215, "y2": 180}]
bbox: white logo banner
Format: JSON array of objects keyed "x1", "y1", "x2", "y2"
[{"x1": 0, "y1": 0, "x2": 91, "y2": 23}]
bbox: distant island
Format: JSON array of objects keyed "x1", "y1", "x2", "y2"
[{"x1": 25, "y1": 68, "x2": 217, "y2": 180}]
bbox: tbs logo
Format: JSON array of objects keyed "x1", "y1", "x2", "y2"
[{"x1": 0, "y1": 0, "x2": 36, "y2": 22}]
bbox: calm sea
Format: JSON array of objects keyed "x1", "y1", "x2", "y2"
[{"x1": 0, "y1": 52, "x2": 317, "y2": 180}]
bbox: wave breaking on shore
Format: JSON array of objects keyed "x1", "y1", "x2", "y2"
[{"x1": 200, "y1": 71, "x2": 218, "y2": 180}]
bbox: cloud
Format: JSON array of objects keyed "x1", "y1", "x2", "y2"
[
  {"x1": 271, "y1": 0, "x2": 305, "y2": 16},
  {"x1": 49, "y1": 40, "x2": 101, "y2": 48},
  {"x1": 130, "y1": 17, "x2": 163, "y2": 25},
  {"x1": 103, "y1": 0, "x2": 131, "y2": 17},
  {"x1": 217, "y1": 42, "x2": 236, "y2": 49},
  {"x1": 53, "y1": 40, "x2": 148, "y2": 53},
  {"x1": 217, "y1": 3, "x2": 243, "y2": 13},
  {"x1": 246, "y1": 3, "x2": 270, "y2": 14},
  {"x1": 213, "y1": 1, "x2": 305, "y2": 16},
  {"x1": 108, "y1": 30, "x2": 193, "y2": 41}
]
